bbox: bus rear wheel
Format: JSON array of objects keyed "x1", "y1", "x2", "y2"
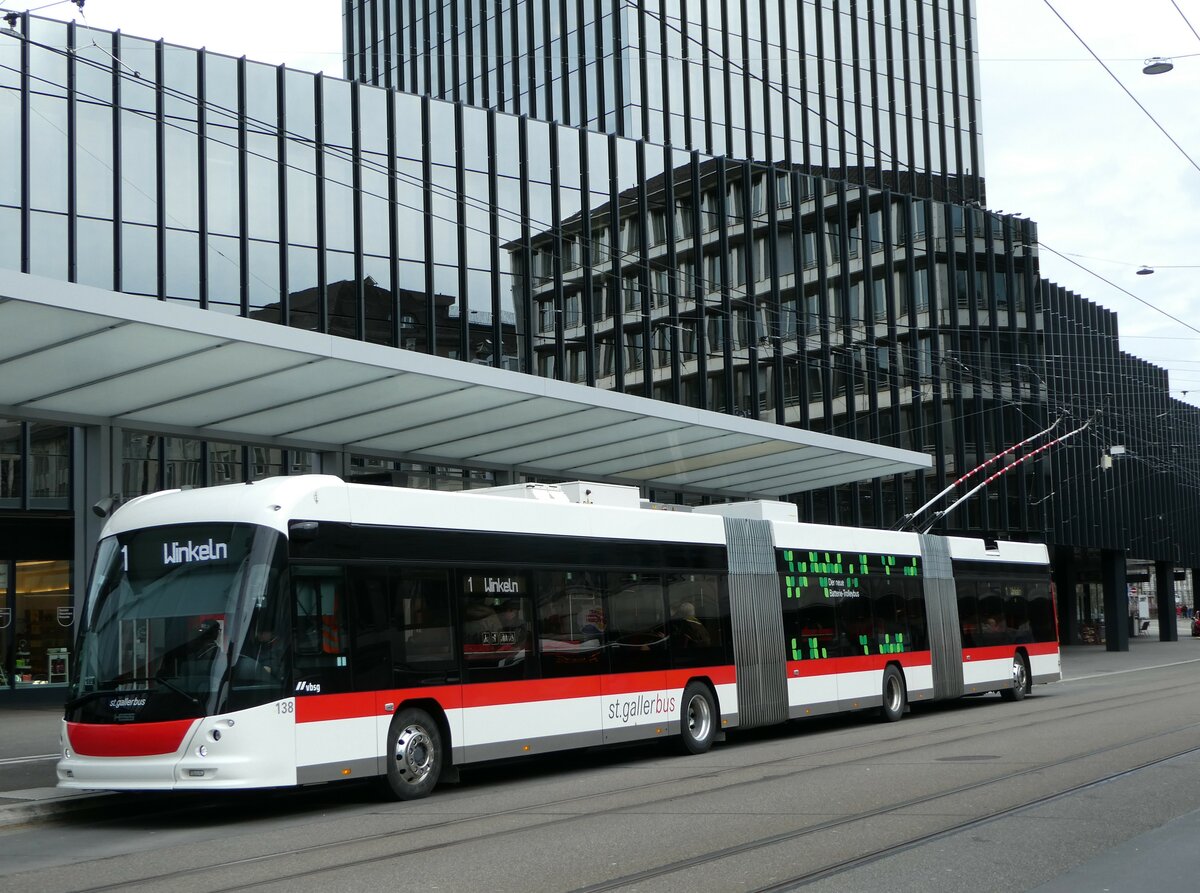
[
  {"x1": 1000, "y1": 655, "x2": 1029, "y2": 702},
  {"x1": 678, "y1": 683, "x2": 716, "y2": 754},
  {"x1": 880, "y1": 665, "x2": 906, "y2": 722},
  {"x1": 383, "y1": 708, "x2": 443, "y2": 800}
]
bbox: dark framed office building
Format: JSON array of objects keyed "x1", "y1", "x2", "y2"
[{"x1": 0, "y1": 4, "x2": 1198, "y2": 692}]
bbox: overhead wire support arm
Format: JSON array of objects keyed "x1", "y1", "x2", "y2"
[
  {"x1": 892, "y1": 416, "x2": 1065, "y2": 531},
  {"x1": 918, "y1": 413, "x2": 1098, "y2": 535}
]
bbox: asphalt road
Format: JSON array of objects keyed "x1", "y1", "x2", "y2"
[{"x1": 2, "y1": 653, "x2": 1200, "y2": 893}]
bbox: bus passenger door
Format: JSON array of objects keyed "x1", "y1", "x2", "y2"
[
  {"x1": 603, "y1": 576, "x2": 669, "y2": 744},
  {"x1": 385, "y1": 568, "x2": 463, "y2": 771},
  {"x1": 291, "y1": 566, "x2": 374, "y2": 783}
]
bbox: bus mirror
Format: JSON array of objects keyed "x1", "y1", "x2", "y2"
[{"x1": 289, "y1": 520, "x2": 320, "y2": 542}]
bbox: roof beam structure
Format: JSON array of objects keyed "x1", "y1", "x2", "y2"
[{"x1": 0, "y1": 271, "x2": 931, "y2": 498}]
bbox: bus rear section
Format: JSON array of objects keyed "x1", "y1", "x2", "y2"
[{"x1": 705, "y1": 507, "x2": 1059, "y2": 731}]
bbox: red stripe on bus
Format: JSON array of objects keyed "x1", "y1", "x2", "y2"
[
  {"x1": 786, "y1": 653, "x2": 933, "y2": 677},
  {"x1": 1024, "y1": 641, "x2": 1060, "y2": 656},
  {"x1": 965, "y1": 641, "x2": 1060, "y2": 661},
  {"x1": 669, "y1": 665, "x2": 737, "y2": 687},
  {"x1": 294, "y1": 666, "x2": 737, "y2": 722},
  {"x1": 66, "y1": 719, "x2": 195, "y2": 757},
  {"x1": 294, "y1": 691, "x2": 380, "y2": 723}
]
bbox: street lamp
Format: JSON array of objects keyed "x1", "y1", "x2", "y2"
[{"x1": 1143, "y1": 57, "x2": 1175, "y2": 75}]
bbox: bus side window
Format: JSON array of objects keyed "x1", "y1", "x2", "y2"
[
  {"x1": 295, "y1": 570, "x2": 345, "y2": 656},
  {"x1": 392, "y1": 569, "x2": 457, "y2": 686}
]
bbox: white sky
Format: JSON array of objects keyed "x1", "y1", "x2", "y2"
[
  {"x1": 977, "y1": 0, "x2": 1200, "y2": 408},
  {"x1": 22, "y1": 0, "x2": 1200, "y2": 408}
]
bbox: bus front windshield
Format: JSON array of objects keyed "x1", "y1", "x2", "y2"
[{"x1": 68, "y1": 522, "x2": 291, "y2": 724}]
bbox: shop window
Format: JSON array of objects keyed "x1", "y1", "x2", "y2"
[{"x1": 13, "y1": 560, "x2": 73, "y2": 686}]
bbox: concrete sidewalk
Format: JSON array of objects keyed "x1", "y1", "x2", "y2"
[{"x1": 1061, "y1": 623, "x2": 1200, "y2": 679}]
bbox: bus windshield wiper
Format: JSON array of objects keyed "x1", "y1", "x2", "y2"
[{"x1": 76, "y1": 675, "x2": 206, "y2": 715}]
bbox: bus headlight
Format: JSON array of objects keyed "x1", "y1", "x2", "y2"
[{"x1": 196, "y1": 745, "x2": 208, "y2": 758}]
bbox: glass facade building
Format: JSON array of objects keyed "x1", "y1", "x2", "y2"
[
  {"x1": 1, "y1": 4, "x2": 1199, "y2": 692},
  {"x1": 344, "y1": 0, "x2": 985, "y2": 201},
  {"x1": 2, "y1": 13, "x2": 1037, "y2": 531}
]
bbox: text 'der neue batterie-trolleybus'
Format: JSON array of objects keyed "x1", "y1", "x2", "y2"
[{"x1": 59, "y1": 475, "x2": 1060, "y2": 799}]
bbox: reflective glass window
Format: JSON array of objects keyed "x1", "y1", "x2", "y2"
[
  {"x1": 322, "y1": 79, "x2": 354, "y2": 252},
  {"x1": 28, "y1": 424, "x2": 69, "y2": 501},
  {"x1": 29, "y1": 94, "x2": 68, "y2": 213},
  {"x1": 0, "y1": 419, "x2": 21, "y2": 504},
  {"x1": 205, "y1": 54, "x2": 241, "y2": 238},
  {"x1": 207, "y1": 234, "x2": 242, "y2": 314},
  {"x1": 75, "y1": 99, "x2": 114, "y2": 219},
  {"x1": 30, "y1": 212, "x2": 67, "y2": 281},
  {"x1": 164, "y1": 229, "x2": 200, "y2": 304},
  {"x1": 248, "y1": 239, "x2": 281, "y2": 316},
  {"x1": 121, "y1": 223, "x2": 158, "y2": 297},
  {"x1": 207, "y1": 441, "x2": 245, "y2": 486},
  {"x1": 163, "y1": 436, "x2": 202, "y2": 490},
  {"x1": 76, "y1": 216, "x2": 114, "y2": 290},
  {"x1": 122, "y1": 431, "x2": 160, "y2": 497}
]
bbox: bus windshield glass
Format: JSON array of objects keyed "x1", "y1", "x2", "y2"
[{"x1": 68, "y1": 522, "x2": 290, "y2": 724}]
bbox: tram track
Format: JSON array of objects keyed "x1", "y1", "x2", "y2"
[
  {"x1": 567, "y1": 727, "x2": 1200, "y2": 893},
  {"x1": 40, "y1": 674, "x2": 1200, "y2": 893},
  {"x1": 749, "y1": 743, "x2": 1200, "y2": 892}
]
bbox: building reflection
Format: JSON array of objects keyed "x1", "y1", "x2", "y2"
[{"x1": 251, "y1": 278, "x2": 520, "y2": 370}]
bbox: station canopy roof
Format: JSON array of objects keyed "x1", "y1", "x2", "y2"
[{"x1": 0, "y1": 271, "x2": 931, "y2": 498}]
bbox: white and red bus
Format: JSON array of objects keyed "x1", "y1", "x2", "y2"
[{"x1": 58, "y1": 475, "x2": 1059, "y2": 799}]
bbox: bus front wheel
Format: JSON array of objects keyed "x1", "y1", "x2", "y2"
[
  {"x1": 678, "y1": 683, "x2": 717, "y2": 754},
  {"x1": 383, "y1": 707, "x2": 443, "y2": 800}
]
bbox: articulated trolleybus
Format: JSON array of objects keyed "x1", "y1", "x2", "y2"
[{"x1": 59, "y1": 475, "x2": 1060, "y2": 799}]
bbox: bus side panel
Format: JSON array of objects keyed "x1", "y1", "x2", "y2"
[
  {"x1": 785, "y1": 654, "x2": 935, "y2": 717},
  {"x1": 785, "y1": 662, "x2": 840, "y2": 718},
  {"x1": 961, "y1": 642, "x2": 1060, "y2": 692},
  {"x1": 294, "y1": 692, "x2": 380, "y2": 784},
  {"x1": 460, "y1": 679, "x2": 604, "y2": 762},
  {"x1": 834, "y1": 654, "x2": 936, "y2": 710},
  {"x1": 961, "y1": 646, "x2": 1021, "y2": 693},
  {"x1": 1029, "y1": 642, "x2": 1061, "y2": 684},
  {"x1": 710, "y1": 676, "x2": 740, "y2": 730},
  {"x1": 603, "y1": 670, "x2": 670, "y2": 744}
]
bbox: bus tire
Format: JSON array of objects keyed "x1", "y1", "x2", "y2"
[
  {"x1": 880, "y1": 665, "x2": 906, "y2": 722},
  {"x1": 1000, "y1": 654, "x2": 1029, "y2": 702},
  {"x1": 383, "y1": 707, "x2": 443, "y2": 800},
  {"x1": 678, "y1": 682, "x2": 717, "y2": 755}
]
